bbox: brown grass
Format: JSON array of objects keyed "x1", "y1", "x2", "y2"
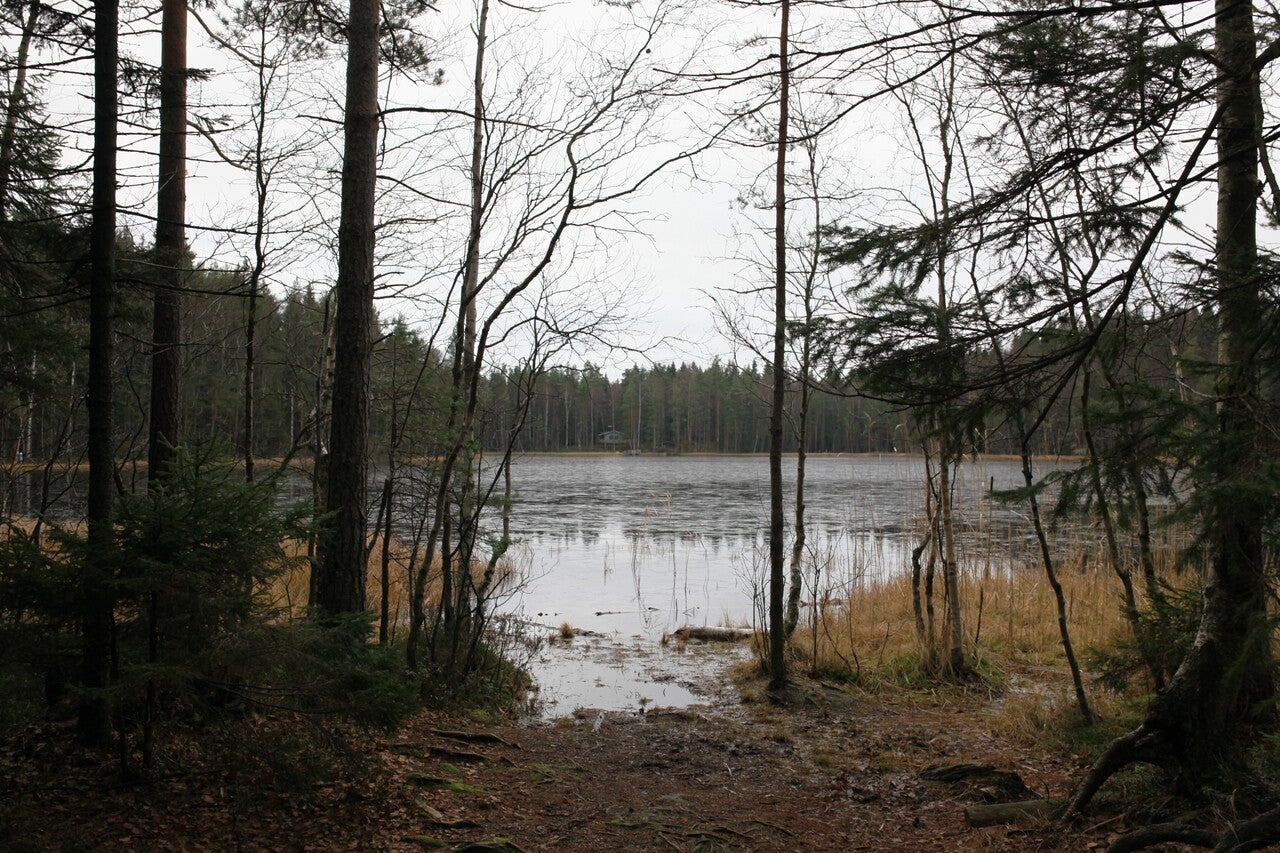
[
  {"x1": 796, "y1": 548, "x2": 1167, "y2": 688},
  {"x1": 2, "y1": 518, "x2": 505, "y2": 645},
  {"x1": 267, "y1": 536, "x2": 513, "y2": 642}
]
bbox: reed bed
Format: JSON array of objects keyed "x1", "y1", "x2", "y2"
[
  {"x1": 268, "y1": 537, "x2": 519, "y2": 644},
  {"x1": 795, "y1": 540, "x2": 1185, "y2": 688},
  {"x1": 1, "y1": 518, "x2": 510, "y2": 646}
]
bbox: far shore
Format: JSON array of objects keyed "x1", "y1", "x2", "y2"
[
  {"x1": 3, "y1": 449, "x2": 1083, "y2": 475},
  {"x1": 508, "y1": 450, "x2": 1084, "y2": 463}
]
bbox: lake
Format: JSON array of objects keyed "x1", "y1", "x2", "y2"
[
  {"x1": 2, "y1": 451, "x2": 1072, "y2": 716},
  {"x1": 495, "y1": 453, "x2": 1051, "y2": 716}
]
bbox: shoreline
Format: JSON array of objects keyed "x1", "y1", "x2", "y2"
[{"x1": 2, "y1": 451, "x2": 1088, "y2": 474}]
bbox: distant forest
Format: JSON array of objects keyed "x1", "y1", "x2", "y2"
[{"x1": 6, "y1": 263, "x2": 1163, "y2": 467}]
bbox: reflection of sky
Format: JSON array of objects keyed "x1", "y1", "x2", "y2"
[{"x1": 494, "y1": 454, "x2": 1047, "y2": 641}]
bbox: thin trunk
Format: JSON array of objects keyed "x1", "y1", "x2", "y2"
[
  {"x1": 308, "y1": 296, "x2": 333, "y2": 608},
  {"x1": 435, "y1": 0, "x2": 488, "y2": 657},
  {"x1": 911, "y1": 447, "x2": 936, "y2": 649},
  {"x1": 924, "y1": 455, "x2": 939, "y2": 666},
  {"x1": 318, "y1": 0, "x2": 380, "y2": 615},
  {"x1": 1020, "y1": 432, "x2": 1093, "y2": 723},
  {"x1": 1081, "y1": 364, "x2": 1161, "y2": 689},
  {"x1": 785, "y1": 143, "x2": 820, "y2": 639},
  {"x1": 462, "y1": 0, "x2": 487, "y2": 422},
  {"x1": 1130, "y1": 470, "x2": 1163, "y2": 609},
  {"x1": 766, "y1": 0, "x2": 790, "y2": 691},
  {"x1": 80, "y1": 0, "x2": 118, "y2": 748},
  {"x1": 784, "y1": 381, "x2": 807, "y2": 637},
  {"x1": 938, "y1": 450, "x2": 964, "y2": 675},
  {"x1": 378, "y1": 475, "x2": 392, "y2": 644},
  {"x1": 242, "y1": 280, "x2": 258, "y2": 482},
  {"x1": 243, "y1": 18, "x2": 271, "y2": 484}
]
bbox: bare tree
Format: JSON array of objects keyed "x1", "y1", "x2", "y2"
[
  {"x1": 80, "y1": 0, "x2": 118, "y2": 747},
  {"x1": 766, "y1": 0, "x2": 791, "y2": 692},
  {"x1": 316, "y1": 0, "x2": 380, "y2": 616}
]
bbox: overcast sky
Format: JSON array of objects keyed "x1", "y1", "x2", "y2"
[{"x1": 29, "y1": 0, "x2": 1228, "y2": 377}]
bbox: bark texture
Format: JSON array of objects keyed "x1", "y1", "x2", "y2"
[
  {"x1": 317, "y1": 0, "x2": 380, "y2": 615},
  {"x1": 80, "y1": 0, "x2": 118, "y2": 746},
  {"x1": 147, "y1": 0, "x2": 187, "y2": 485}
]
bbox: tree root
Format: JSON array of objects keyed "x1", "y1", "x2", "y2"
[
  {"x1": 1106, "y1": 823, "x2": 1217, "y2": 852},
  {"x1": 1105, "y1": 805, "x2": 1280, "y2": 852},
  {"x1": 1067, "y1": 722, "x2": 1165, "y2": 816}
]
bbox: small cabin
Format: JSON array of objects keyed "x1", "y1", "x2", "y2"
[{"x1": 597, "y1": 428, "x2": 627, "y2": 448}]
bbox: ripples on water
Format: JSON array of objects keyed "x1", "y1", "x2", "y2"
[
  {"x1": 495, "y1": 453, "x2": 1048, "y2": 716},
  {"x1": 3, "y1": 453, "x2": 1068, "y2": 716}
]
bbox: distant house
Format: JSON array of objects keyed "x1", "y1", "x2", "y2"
[{"x1": 597, "y1": 427, "x2": 627, "y2": 448}]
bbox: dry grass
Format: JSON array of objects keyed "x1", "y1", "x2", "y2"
[
  {"x1": 795, "y1": 549, "x2": 1167, "y2": 689},
  {"x1": 2, "y1": 518, "x2": 505, "y2": 645},
  {"x1": 267, "y1": 537, "x2": 513, "y2": 643},
  {"x1": 266, "y1": 536, "x2": 424, "y2": 629}
]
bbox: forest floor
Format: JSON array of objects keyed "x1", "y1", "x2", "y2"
[{"x1": 0, "y1": 659, "x2": 1147, "y2": 852}]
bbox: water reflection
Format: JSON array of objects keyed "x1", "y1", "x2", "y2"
[
  {"x1": 495, "y1": 454, "x2": 1042, "y2": 641},
  {"x1": 5, "y1": 452, "x2": 1085, "y2": 715}
]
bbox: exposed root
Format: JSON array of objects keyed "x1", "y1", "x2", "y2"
[
  {"x1": 1106, "y1": 823, "x2": 1217, "y2": 852},
  {"x1": 1067, "y1": 722, "x2": 1166, "y2": 816},
  {"x1": 1105, "y1": 805, "x2": 1280, "y2": 853}
]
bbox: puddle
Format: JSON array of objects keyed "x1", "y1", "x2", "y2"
[{"x1": 521, "y1": 630, "x2": 749, "y2": 719}]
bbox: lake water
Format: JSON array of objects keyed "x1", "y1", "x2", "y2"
[
  {"x1": 2, "y1": 451, "x2": 1069, "y2": 716},
  {"x1": 496, "y1": 453, "x2": 1046, "y2": 716}
]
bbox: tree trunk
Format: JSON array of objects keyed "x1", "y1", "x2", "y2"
[
  {"x1": 938, "y1": 447, "x2": 964, "y2": 675},
  {"x1": 1019, "y1": 434, "x2": 1092, "y2": 723},
  {"x1": 242, "y1": 19, "x2": 273, "y2": 484},
  {"x1": 149, "y1": 0, "x2": 186, "y2": 485},
  {"x1": 317, "y1": 0, "x2": 380, "y2": 615},
  {"x1": 80, "y1": 0, "x2": 118, "y2": 748},
  {"x1": 141, "y1": 0, "x2": 187, "y2": 768},
  {"x1": 379, "y1": 474, "x2": 393, "y2": 643},
  {"x1": 243, "y1": 275, "x2": 258, "y2": 482},
  {"x1": 1071, "y1": 0, "x2": 1275, "y2": 810},
  {"x1": 766, "y1": 0, "x2": 790, "y2": 692}
]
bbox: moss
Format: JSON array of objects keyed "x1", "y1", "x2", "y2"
[
  {"x1": 447, "y1": 779, "x2": 486, "y2": 794},
  {"x1": 405, "y1": 772, "x2": 450, "y2": 788}
]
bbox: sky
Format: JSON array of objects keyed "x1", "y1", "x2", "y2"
[
  {"x1": 179, "y1": 0, "x2": 798, "y2": 374},
  {"x1": 23, "y1": 0, "x2": 855, "y2": 376},
  {"x1": 25, "y1": 0, "x2": 1236, "y2": 377}
]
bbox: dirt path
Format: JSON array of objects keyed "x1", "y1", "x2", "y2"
[
  {"x1": 1, "y1": 676, "x2": 1118, "y2": 851},
  {"x1": 388, "y1": 681, "x2": 1102, "y2": 852}
]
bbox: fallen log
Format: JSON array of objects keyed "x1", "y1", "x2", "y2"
[
  {"x1": 963, "y1": 798, "x2": 1063, "y2": 827},
  {"x1": 672, "y1": 625, "x2": 754, "y2": 642},
  {"x1": 921, "y1": 762, "x2": 1033, "y2": 801}
]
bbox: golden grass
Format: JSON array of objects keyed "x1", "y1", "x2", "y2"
[
  {"x1": 267, "y1": 536, "x2": 512, "y2": 642},
  {"x1": 2, "y1": 517, "x2": 503, "y2": 645},
  {"x1": 795, "y1": 552, "x2": 1157, "y2": 687}
]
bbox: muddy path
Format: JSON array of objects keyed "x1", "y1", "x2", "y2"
[
  {"x1": 387, "y1": 679, "x2": 1108, "y2": 852},
  {"x1": 1, "y1": 673, "x2": 1122, "y2": 851}
]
